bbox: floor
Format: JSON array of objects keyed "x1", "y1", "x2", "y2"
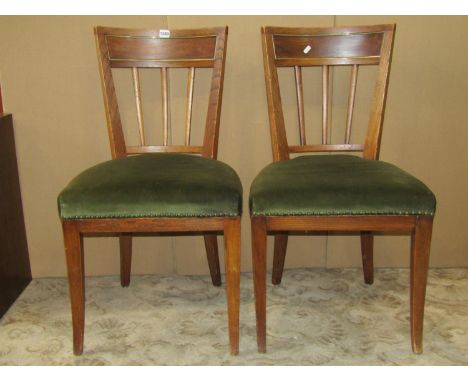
[{"x1": 0, "y1": 268, "x2": 467, "y2": 365}]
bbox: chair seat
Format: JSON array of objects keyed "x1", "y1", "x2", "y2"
[
  {"x1": 249, "y1": 155, "x2": 436, "y2": 216},
  {"x1": 58, "y1": 153, "x2": 242, "y2": 219}
]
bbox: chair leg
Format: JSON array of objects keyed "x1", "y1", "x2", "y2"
[
  {"x1": 272, "y1": 234, "x2": 288, "y2": 285},
  {"x1": 251, "y1": 216, "x2": 267, "y2": 353},
  {"x1": 119, "y1": 234, "x2": 132, "y2": 287},
  {"x1": 223, "y1": 217, "x2": 241, "y2": 355},
  {"x1": 62, "y1": 221, "x2": 85, "y2": 355},
  {"x1": 360, "y1": 231, "x2": 374, "y2": 285},
  {"x1": 410, "y1": 216, "x2": 433, "y2": 354},
  {"x1": 204, "y1": 234, "x2": 222, "y2": 286}
]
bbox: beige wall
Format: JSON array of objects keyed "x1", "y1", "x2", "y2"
[{"x1": 0, "y1": 16, "x2": 467, "y2": 278}]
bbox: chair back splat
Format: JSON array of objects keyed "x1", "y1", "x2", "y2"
[
  {"x1": 95, "y1": 26, "x2": 228, "y2": 159},
  {"x1": 261, "y1": 24, "x2": 395, "y2": 161}
]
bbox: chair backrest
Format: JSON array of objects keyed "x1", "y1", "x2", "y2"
[
  {"x1": 95, "y1": 26, "x2": 228, "y2": 159},
  {"x1": 261, "y1": 24, "x2": 395, "y2": 161}
]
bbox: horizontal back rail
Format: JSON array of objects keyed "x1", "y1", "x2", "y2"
[
  {"x1": 126, "y1": 145, "x2": 203, "y2": 154},
  {"x1": 274, "y1": 32, "x2": 383, "y2": 66},
  {"x1": 103, "y1": 28, "x2": 218, "y2": 68},
  {"x1": 289, "y1": 144, "x2": 364, "y2": 153}
]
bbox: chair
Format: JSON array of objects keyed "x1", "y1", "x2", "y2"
[
  {"x1": 58, "y1": 26, "x2": 242, "y2": 355},
  {"x1": 250, "y1": 24, "x2": 436, "y2": 353}
]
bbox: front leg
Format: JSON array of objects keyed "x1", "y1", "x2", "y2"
[{"x1": 63, "y1": 220, "x2": 85, "y2": 355}]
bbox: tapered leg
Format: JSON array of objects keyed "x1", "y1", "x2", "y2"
[
  {"x1": 62, "y1": 221, "x2": 85, "y2": 355},
  {"x1": 272, "y1": 234, "x2": 288, "y2": 285},
  {"x1": 410, "y1": 216, "x2": 433, "y2": 354},
  {"x1": 360, "y1": 231, "x2": 374, "y2": 285},
  {"x1": 204, "y1": 234, "x2": 222, "y2": 286},
  {"x1": 251, "y1": 216, "x2": 267, "y2": 353},
  {"x1": 119, "y1": 234, "x2": 132, "y2": 287},
  {"x1": 223, "y1": 217, "x2": 241, "y2": 355}
]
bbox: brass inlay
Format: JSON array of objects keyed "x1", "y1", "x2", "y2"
[
  {"x1": 109, "y1": 57, "x2": 214, "y2": 63},
  {"x1": 275, "y1": 55, "x2": 380, "y2": 61},
  {"x1": 272, "y1": 31, "x2": 384, "y2": 38},
  {"x1": 106, "y1": 34, "x2": 217, "y2": 40}
]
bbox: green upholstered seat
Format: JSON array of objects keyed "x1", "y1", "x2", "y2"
[
  {"x1": 250, "y1": 155, "x2": 436, "y2": 217},
  {"x1": 58, "y1": 153, "x2": 242, "y2": 219}
]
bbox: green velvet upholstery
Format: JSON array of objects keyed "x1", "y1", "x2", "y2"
[
  {"x1": 250, "y1": 155, "x2": 436, "y2": 217},
  {"x1": 58, "y1": 153, "x2": 242, "y2": 219}
]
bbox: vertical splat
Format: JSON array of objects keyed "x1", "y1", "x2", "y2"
[
  {"x1": 132, "y1": 67, "x2": 145, "y2": 146},
  {"x1": 294, "y1": 66, "x2": 306, "y2": 145},
  {"x1": 185, "y1": 67, "x2": 195, "y2": 146}
]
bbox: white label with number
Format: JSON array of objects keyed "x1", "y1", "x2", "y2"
[{"x1": 159, "y1": 29, "x2": 171, "y2": 38}]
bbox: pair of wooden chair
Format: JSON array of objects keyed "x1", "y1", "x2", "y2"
[{"x1": 57, "y1": 24, "x2": 436, "y2": 356}]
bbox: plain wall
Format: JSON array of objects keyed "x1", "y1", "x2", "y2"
[{"x1": 0, "y1": 16, "x2": 467, "y2": 278}]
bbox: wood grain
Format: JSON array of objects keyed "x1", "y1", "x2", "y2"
[
  {"x1": 75, "y1": 217, "x2": 225, "y2": 233},
  {"x1": 345, "y1": 64, "x2": 359, "y2": 144},
  {"x1": 95, "y1": 27, "x2": 127, "y2": 158},
  {"x1": 261, "y1": 27, "x2": 290, "y2": 162},
  {"x1": 119, "y1": 234, "x2": 132, "y2": 287},
  {"x1": 106, "y1": 34, "x2": 216, "y2": 68},
  {"x1": 322, "y1": 65, "x2": 329, "y2": 144},
  {"x1": 62, "y1": 220, "x2": 85, "y2": 355},
  {"x1": 204, "y1": 234, "x2": 221, "y2": 287},
  {"x1": 410, "y1": 217, "x2": 433, "y2": 353},
  {"x1": 185, "y1": 67, "x2": 195, "y2": 145},
  {"x1": 202, "y1": 26, "x2": 228, "y2": 159},
  {"x1": 272, "y1": 234, "x2": 288, "y2": 285},
  {"x1": 251, "y1": 216, "x2": 267, "y2": 353},
  {"x1": 126, "y1": 145, "x2": 203, "y2": 154},
  {"x1": 132, "y1": 68, "x2": 145, "y2": 145},
  {"x1": 363, "y1": 25, "x2": 396, "y2": 160},
  {"x1": 266, "y1": 215, "x2": 416, "y2": 232},
  {"x1": 289, "y1": 144, "x2": 363, "y2": 153},
  {"x1": 294, "y1": 66, "x2": 306, "y2": 145},
  {"x1": 273, "y1": 33, "x2": 384, "y2": 61},
  {"x1": 360, "y1": 231, "x2": 374, "y2": 285},
  {"x1": 161, "y1": 67, "x2": 170, "y2": 145},
  {"x1": 223, "y1": 218, "x2": 241, "y2": 355}
]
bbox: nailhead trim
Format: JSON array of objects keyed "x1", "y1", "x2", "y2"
[
  {"x1": 61, "y1": 211, "x2": 241, "y2": 220},
  {"x1": 250, "y1": 209, "x2": 435, "y2": 217}
]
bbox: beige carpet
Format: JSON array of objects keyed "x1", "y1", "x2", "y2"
[{"x1": 0, "y1": 268, "x2": 467, "y2": 365}]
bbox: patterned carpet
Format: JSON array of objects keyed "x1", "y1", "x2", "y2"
[{"x1": 1, "y1": 268, "x2": 467, "y2": 365}]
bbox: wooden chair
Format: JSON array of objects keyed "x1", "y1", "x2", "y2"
[
  {"x1": 58, "y1": 26, "x2": 242, "y2": 355},
  {"x1": 250, "y1": 24, "x2": 436, "y2": 353}
]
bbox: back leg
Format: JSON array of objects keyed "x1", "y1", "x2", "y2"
[
  {"x1": 204, "y1": 234, "x2": 221, "y2": 286},
  {"x1": 360, "y1": 231, "x2": 374, "y2": 285},
  {"x1": 272, "y1": 234, "x2": 288, "y2": 285},
  {"x1": 120, "y1": 234, "x2": 132, "y2": 287},
  {"x1": 63, "y1": 220, "x2": 85, "y2": 355}
]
